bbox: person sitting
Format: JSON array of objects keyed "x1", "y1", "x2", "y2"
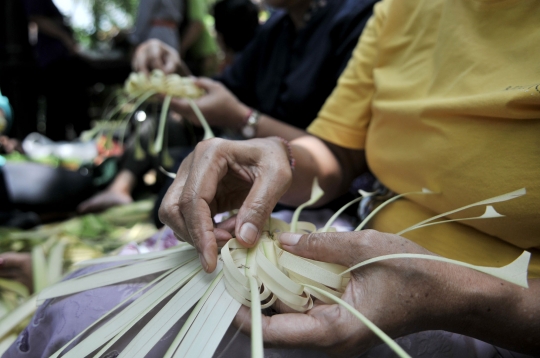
[
  {"x1": 157, "y1": 0, "x2": 540, "y2": 355},
  {"x1": 4, "y1": 0, "x2": 540, "y2": 356},
  {"x1": 79, "y1": 0, "x2": 377, "y2": 215}
]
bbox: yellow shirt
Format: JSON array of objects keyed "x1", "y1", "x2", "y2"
[{"x1": 308, "y1": 0, "x2": 540, "y2": 277}]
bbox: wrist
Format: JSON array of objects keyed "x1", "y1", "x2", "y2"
[
  {"x1": 235, "y1": 102, "x2": 251, "y2": 130},
  {"x1": 240, "y1": 107, "x2": 261, "y2": 139},
  {"x1": 418, "y1": 263, "x2": 519, "y2": 334}
]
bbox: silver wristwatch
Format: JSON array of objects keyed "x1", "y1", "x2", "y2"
[{"x1": 241, "y1": 110, "x2": 260, "y2": 139}]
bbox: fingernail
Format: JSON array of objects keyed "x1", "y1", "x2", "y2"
[
  {"x1": 199, "y1": 253, "x2": 209, "y2": 272},
  {"x1": 239, "y1": 222, "x2": 258, "y2": 245},
  {"x1": 278, "y1": 233, "x2": 302, "y2": 246}
]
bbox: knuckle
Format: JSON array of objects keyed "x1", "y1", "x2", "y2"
[
  {"x1": 158, "y1": 201, "x2": 174, "y2": 225},
  {"x1": 243, "y1": 199, "x2": 270, "y2": 223}
]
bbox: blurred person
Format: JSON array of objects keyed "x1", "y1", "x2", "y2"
[
  {"x1": 129, "y1": 0, "x2": 183, "y2": 51},
  {"x1": 179, "y1": 0, "x2": 220, "y2": 76},
  {"x1": 83, "y1": 0, "x2": 377, "y2": 216},
  {"x1": 22, "y1": 0, "x2": 93, "y2": 141},
  {"x1": 213, "y1": 0, "x2": 260, "y2": 70}
]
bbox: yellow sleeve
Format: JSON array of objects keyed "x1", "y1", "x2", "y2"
[{"x1": 307, "y1": 0, "x2": 389, "y2": 150}]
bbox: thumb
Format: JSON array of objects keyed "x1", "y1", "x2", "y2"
[
  {"x1": 277, "y1": 231, "x2": 368, "y2": 267},
  {"x1": 235, "y1": 182, "x2": 280, "y2": 247}
]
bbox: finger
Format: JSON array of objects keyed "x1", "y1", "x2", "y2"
[
  {"x1": 215, "y1": 215, "x2": 237, "y2": 235},
  {"x1": 214, "y1": 227, "x2": 233, "y2": 243},
  {"x1": 158, "y1": 154, "x2": 195, "y2": 245},
  {"x1": 162, "y1": 52, "x2": 177, "y2": 74},
  {"x1": 150, "y1": 54, "x2": 164, "y2": 73},
  {"x1": 177, "y1": 139, "x2": 231, "y2": 272},
  {"x1": 0, "y1": 253, "x2": 29, "y2": 269},
  {"x1": 234, "y1": 305, "x2": 337, "y2": 349},
  {"x1": 277, "y1": 231, "x2": 385, "y2": 267},
  {"x1": 132, "y1": 54, "x2": 145, "y2": 75},
  {"x1": 234, "y1": 142, "x2": 292, "y2": 247},
  {"x1": 132, "y1": 47, "x2": 149, "y2": 75}
]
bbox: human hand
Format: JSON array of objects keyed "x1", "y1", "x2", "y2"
[
  {"x1": 234, "y1": 230, "x2": 493, "y2": 357},
  {"x1": 132, "y1": 39, "x2": 181, "y2": 75},
  {"x1": 158, "y1": 137, "x2": 293, "y2": 273},
  {"x1": 169, "y1": 78, "x2": 250, "y2": 129}
]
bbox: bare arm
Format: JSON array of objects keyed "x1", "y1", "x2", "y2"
[
  {"x1": 169, "y1": 78, "x2": 329, "y2": 142},
  {"x1": 281, "y1": 136, "x2": 366, "y2": 207},
  {"x1": 31, "y1": 16, "x2": 77, "y2": 54},
  {"x1": 180, "y1": 21, "x2": 204, "y2": 58}
]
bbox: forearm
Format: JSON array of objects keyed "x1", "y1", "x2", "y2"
[
  {"x1": 180, "y1": 21, "x2": 204, "y2": 57},
  {"x1": 420, "y1": 262, "x2": 540, "y2": 354},
  {"x1": 32, "y1": 16, "x2": 73, "y2": 45},
  {"x1": 256, "y1": 115, "x2": 307, "y2": 141},
  {"x1": 279, "y1": 136, "x2": 354, "y2": 207},
  {"x1": 459, "y1": 277, "x2": 540, "y2": 353}
]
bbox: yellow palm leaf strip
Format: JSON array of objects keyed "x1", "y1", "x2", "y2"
[
  {"x1": 134, "y1": 119, "x2": 146, "y2": 160},
  {"x1": 295, "y1": 221, "x2": 317, "y2": 234},
  {"x1": 161, "y1": 126, "x2": 175, "y2": 168},
  {"x1": 255, "y1": 242, "x2": 311, "y2": 311},
  {"x1": 119, "y1": 90, "x2": 156, "y2": 145},
  {"x1": 38, "y1": 250, "x2": 198, "y2": 304},
  {"x1": 290, "y1": 178, "x2": 324, "y2": 233},
  {"x1": 154, "y1": 95, "x2": 172, "y2": 153},
  {"x1": 355, "y1": 188, "x2": 435, "y2": 231},
  {"x1": 117, "y1": 264, "x2": 220, "y2": 358},
  {"x1": 31, "y1": 245, "x2": 49, "y2": 293},
  {"x1": 276, "y1": 243, "x2": 346, "y2": 290},
  {"x1": 321, "y1": 190, "x2": 377, "y2": 232},
  {"x1": 341, "y1": 251, "x2": 530, "y2": 288},
  {"x1": 0, "y1": 295, "x2": 37, "y2": 340},
  {"x1": 73, "y1": 243, "x2": 192, "y2": 267},
  {"x1": 396, "y1": 188, "x2": 525, "y2": 235},
  {"x1": 287, "y1": 271, "x2": 343, "y2": 304},
  {"x1": 103, "y1": 94, "x2": 137, "y2": 121},
  {"x1": 0, "y1": 279, "x2": 29, "y2": 298},
  {"x1": 171, "y1": 278, "x2": 242, "y2": 358},
  {"x1": 399, "y1": 205, "x2": 504, "y2": 235},
  {"x1": 267, "y1": 216, "x2": 291, "y2": 234},
  {"x1": 164, "y1": 271, "x2": 225, "y2": 358},
  {"x1": 61, "y1": 260, "x2": 202, "y2": 358},
  {"x1": 91, "y1": 261, "x2": 202, "y2": 357},
  {"x1": 246, "y1": 245, "x2": 264, "y2": 358},
  {"x1": 304, "y1": 285, "x2": 412, "y2": 358},
  {"x1": 48, "y1": 265, "x2": 183, "y2": 358},
  {"x1": 187, "y1": 99, "x2": 215, "y2": 140},
  {"x1": 47, "y1": 240, "x2": 67, "y2": 285}
]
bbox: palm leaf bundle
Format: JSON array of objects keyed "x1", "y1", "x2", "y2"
[
  {"x1": 0, "y1": 200, "x2": 158, "y2": 354},
  {"x1": 33, "y1": 182, "x2": 530, "y2": 358},
  {"x1": 84, "y1": 70, "x2": 214, "y2": 172}
]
